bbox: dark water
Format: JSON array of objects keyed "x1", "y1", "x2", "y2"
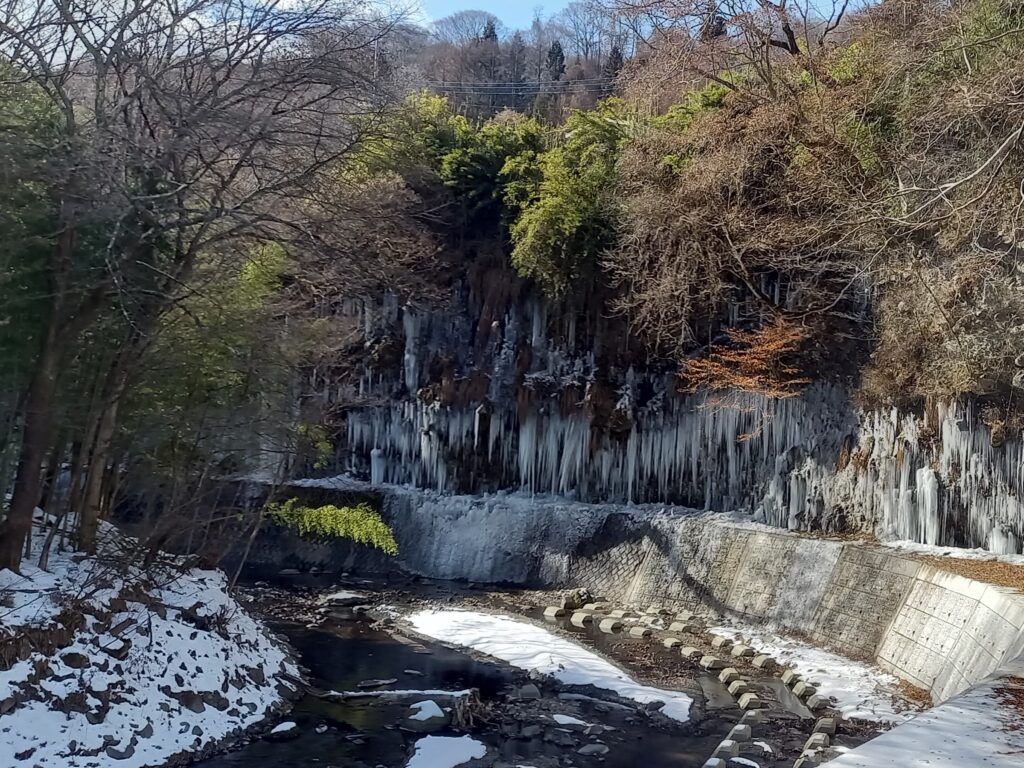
[{"x1": 197, "y1": 615, "x2": 730, "y2": 768}]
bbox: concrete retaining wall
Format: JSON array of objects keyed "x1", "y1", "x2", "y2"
[
  {"x1": 267, "y1": 481, "x2": 1024, "y2": 705},
  {"x1": 564, "y1": 510, "x2": 1024, "y2": 703}
]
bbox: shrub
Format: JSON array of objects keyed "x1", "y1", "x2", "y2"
[{"x1": 270, "y1": 499, "x2": 398, "y2": 555}]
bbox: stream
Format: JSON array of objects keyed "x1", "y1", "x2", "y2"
[{"x1": 197, "y1": 604, "x2": 732, "y2": 767}]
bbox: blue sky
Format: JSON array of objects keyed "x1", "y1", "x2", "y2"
[{"x1": 417, "y1": 1, "x2": 572, "y2": 30}]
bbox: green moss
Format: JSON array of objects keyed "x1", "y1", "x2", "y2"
[{"x1": 271, "y1": 499, "x2": 399, "y2": 555}]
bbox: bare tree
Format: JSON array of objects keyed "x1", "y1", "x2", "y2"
[
  {"x1": 431, "y1": 9, "x2": 502, "y2": 45},
  {"x1": 0, "y1": 0, "x2": 400, "y2": 569}
]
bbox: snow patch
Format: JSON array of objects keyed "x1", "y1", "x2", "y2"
[
  {"x1": 406, "y1": 735, "x2": 487, "y2": 768},
  {"x1": 711, "y1": 625, "x2": 911, "y2": 723},
  {"x1": 409, "y1": 700, "x2": 445, "y2": 720},
  {"x1": 408, "y1": 609, "x2": 692, "y2": 721}
]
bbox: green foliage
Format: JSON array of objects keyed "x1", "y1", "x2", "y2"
[
  {"x1": 841, "y1": 118, "x2": 884, "y2": 177},
  {"x1": 346, "y1": 92, "x2": 462, "y2": 182},
  {"x1": 0, "y1": 61, "x2": 62, "y2": 394},
  {"x1": 509, "y1": 100, "x2": 630, "y2": 294},
  {"x1": 960, "y1": 0, "x2": 1024, "y2": 70},
  {"x1": 827, "y1": 42, "x2": 867, "y2": 85},
  {"x1": 655, "y1": 83, "x2": 731, "y2": 133},
  {"x1": 438, "y1": 111, "x2": 544, "y2": 228},
  {"x1": 124, "y1": 242, "x2": 289, "y2": 464},
  {"x1": 649, "y1": 83, "x2": 732, "y2": 177},
  {"x1": 270, "y1": 498, "x2": 398, "y2": 555},
  {"x1": 296, "y1": 423, "x2": 332, "y2": 469}
]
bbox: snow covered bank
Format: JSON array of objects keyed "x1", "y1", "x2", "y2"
[
  {"x1": 711, "y1": 626, "x2": 911, "y2": 723},
  {"x1": 830, "y1": 664, "x2": 1024, "y2": 768},
  {"x1": 407, "y1": 609, "x2": 692, "y2": 721},
  {"x1": 0, "y1": 520, "x2": 299, "y2": 767}
]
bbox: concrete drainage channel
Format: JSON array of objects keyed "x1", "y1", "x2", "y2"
[{"x1": 543, "y1": 602, "x2": 856, "y2": 768}]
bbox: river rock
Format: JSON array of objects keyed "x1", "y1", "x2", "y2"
[
  {"x1": 105, "y1": 745, "x2": 135, "y2": 760},
  {"x1": 403, "y1": 700, "x2": 449, "y2": 733},
  {"x1": 266, "y1": 721, "x2": 300, "y2": 742},
  {"x1": 357, "y1": 678, "x2": 397, "y2": 689},
  {"x1": 517, "y1": 683, "x2": 541, "y2": 700},
  {"x1": 559, "y1": 588, "x2": 592, "y2": 610},
  {"x1": 61, "y1": 653, "x2": 90, "y2": 669},
  {"x1": 577, "y1": 743, "x2": 609, "y2": 756}
]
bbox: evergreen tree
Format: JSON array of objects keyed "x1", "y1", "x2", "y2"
[
  {"x1": 507, "y1": 32, "x2": 528, "y2": 111},
  {"x1": 546, "y1": 40, "x2": 566, "y2": 81},
  {"x1": 481, "y1": 19, "x2": 498, "y2": 42},
  {"x1": 603, "y1": 45, "x2": 624, "y2": 79}
]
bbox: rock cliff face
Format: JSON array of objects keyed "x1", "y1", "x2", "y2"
[{"x1": 309, "y1": 285, "x2": 1024, "y2": 553}]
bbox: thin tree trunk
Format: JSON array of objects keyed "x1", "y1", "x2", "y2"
[
  {"x1": 77, "y1": 356, "x2": 131, "y2": 554},
  {"x1": 38, "y1": 434, "x2": 66, "y2": 512},
  {"x1": 0, "y1": 303, "x2": 64, "y2": 571}
]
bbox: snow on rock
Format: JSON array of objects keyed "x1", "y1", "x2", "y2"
[
  {"x1": 711, "y1": 625, "x2": 910, "y2": 723},
  {"x1": 408, "y1": 700, "x2": 445, "y2": 721},
  {"x1": 318, "y1": 589, "x2": 367, "y2": 604},
  {"x1": 406, "y1": 735, "x2": 487, "y2": 768},
  {"x1": 329, "y1": 688, "x2": 473, "y2": 698},
  {"x1": 270, "y1": 721, "x2": 297, "y2": 734},
  {"x1": 552, "y1": 714, "x2": 592, "y2": 727},
  {"x1": 0, "y1": 518, "x2": 298, "y2": 768},
  {"x1": 408, "y1": 609, "x2": 692, "y2": 722}
]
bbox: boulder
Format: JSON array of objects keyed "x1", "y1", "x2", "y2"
[
  {"x1": 559, "y1": 589, "x2": 592, "y2": 610},
  {"x1": 403, "y1": 700, "x2": 449, "y2": 733},
  {"x1": 104, "y1": 745, "x2": 135, "y2": 760},
  {"x1": 61, "y1": 653, "x2": 90, "y2": 670},
  {"x1": 517, "y1": 684, "x2": 542, "y2": 700},
  {"x1": 265, "y1": 721, "x2": 300, "y2": 742}
]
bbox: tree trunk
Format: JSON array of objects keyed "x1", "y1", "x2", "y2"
[
  {"x1": 0, "y1": 314, "x2": 63, "y2": 571},
  {"x1": 77, "y1": 364, "x2": 129, "y2": 554}
]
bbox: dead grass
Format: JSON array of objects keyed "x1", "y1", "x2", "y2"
[
  {"x1": 911, "y1": 555, "x2": 1024, "y2": 591},
  {"x1": 897, "y1": 678, "x2": 933, "y2": 708},
  {"x1": 994, "y1": 677, "x2": 1024, "y2": 733}
]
